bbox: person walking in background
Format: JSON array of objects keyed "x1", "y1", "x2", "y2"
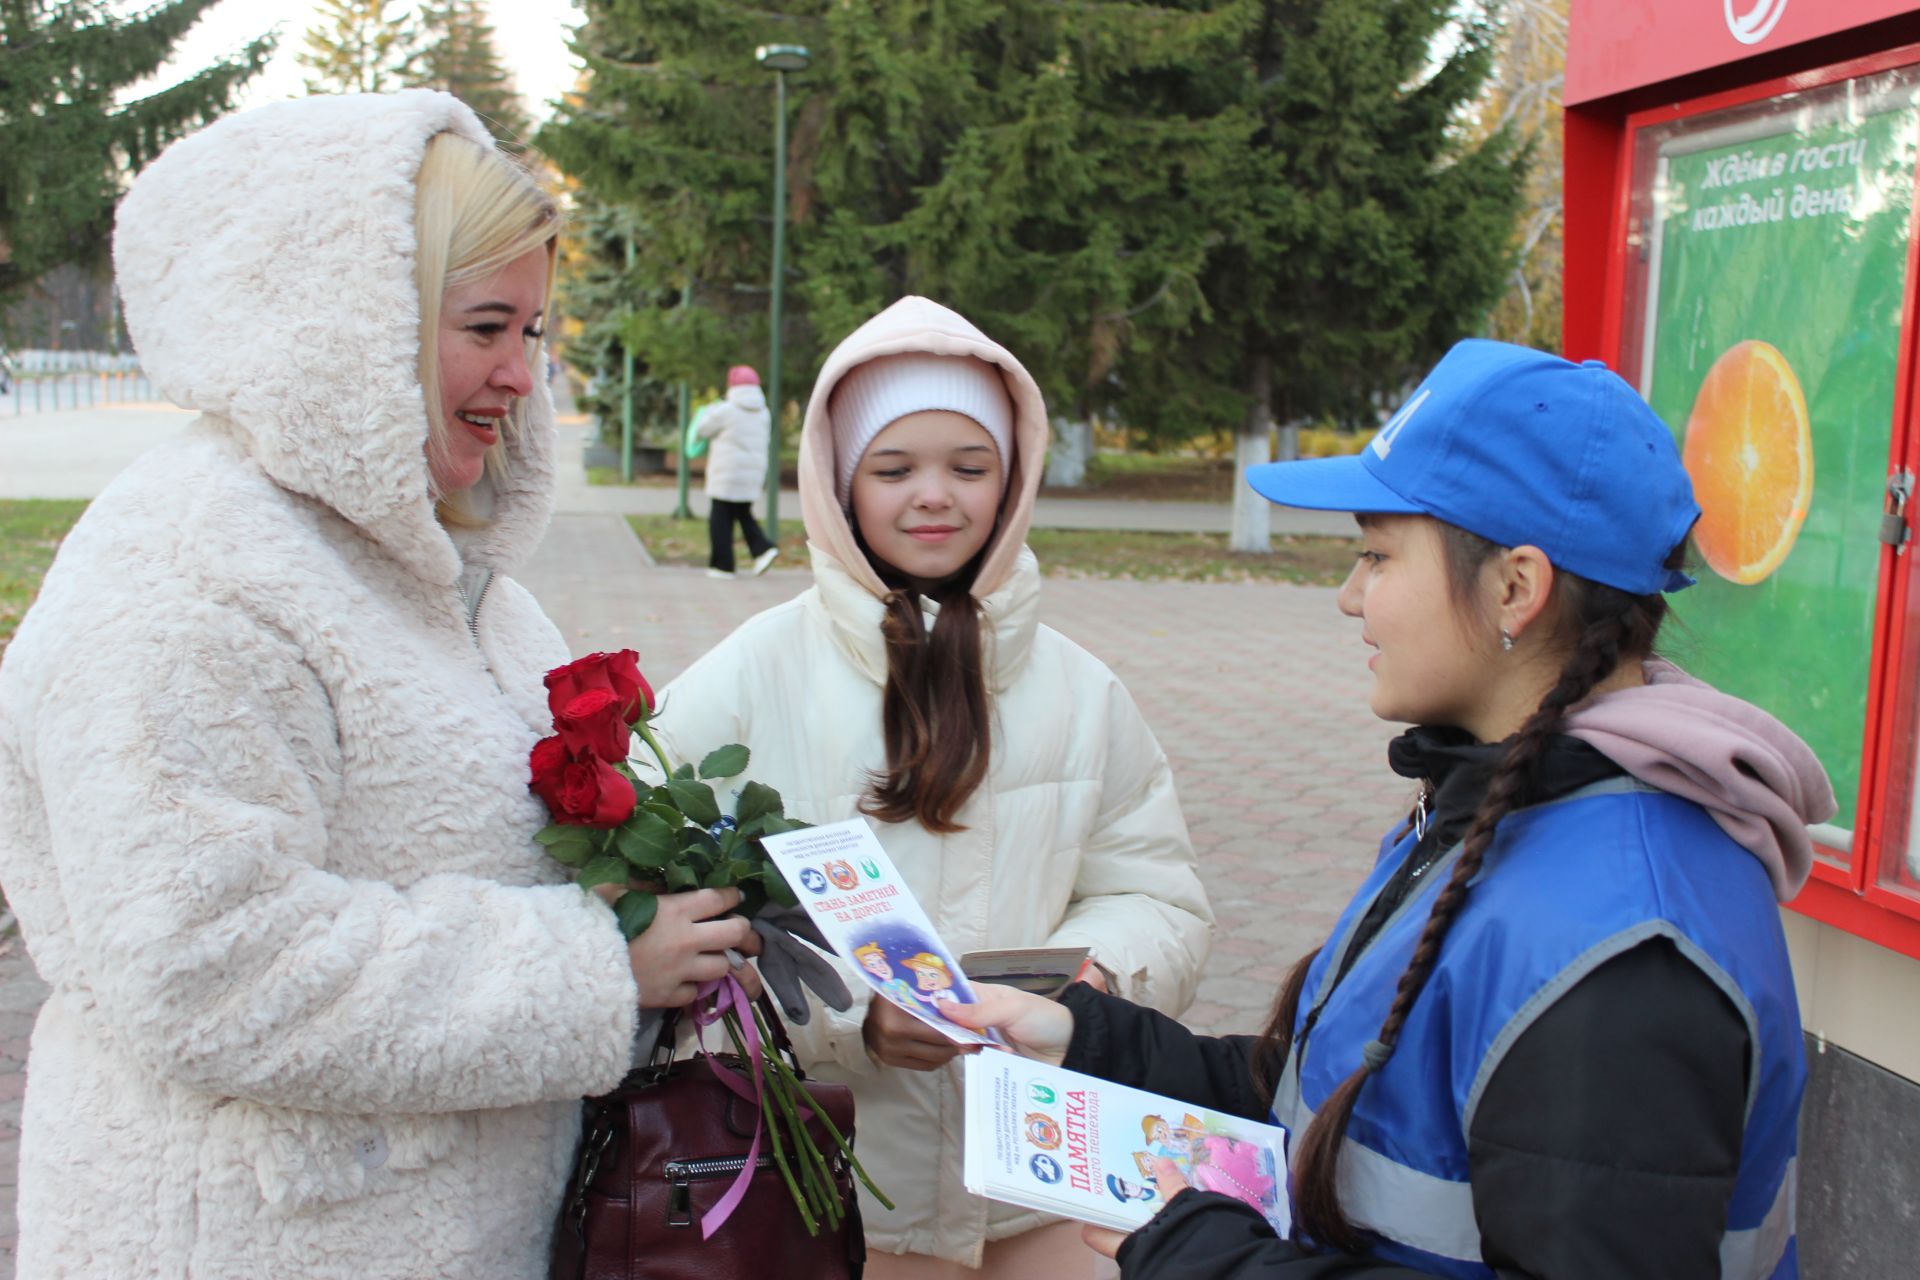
[
  {"x1": 695, "y1": 363, "x2": 779, "y2": 578},
  {"x1": 647, "y1": 296, "x2": 1214, "y2": 1277},
  {"x1": 0, "y1": 91, "x2": 754, "y2": 1278}
]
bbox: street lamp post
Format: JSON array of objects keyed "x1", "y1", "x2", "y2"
[{"x1": 756, "y1": 42, "x2": 810, "y2": 540}]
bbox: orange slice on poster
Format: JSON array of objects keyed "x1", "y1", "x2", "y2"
[{"x1": 1681, "y1": 339, "x2": 1813, "y2": 585}]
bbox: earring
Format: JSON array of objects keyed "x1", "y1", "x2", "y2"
[{"x1": 1500, "y1": 628, "x2": 1515, "y2": 653}]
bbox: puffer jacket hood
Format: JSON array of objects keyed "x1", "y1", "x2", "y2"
[
  {"x1": 798, "y1": 296, "x2": 1049, "y2": 600},
  {"x1": 727, "y1": 383, "x2": 767, "y2": 413},
  {"x1": 1564, "y1": 658, "x2": 1837, "y2": 901},
  {"x1": 111, "y1": 89, "x2": 556, "y2": 586}
]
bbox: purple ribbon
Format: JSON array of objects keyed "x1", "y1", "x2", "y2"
[{"x1": 687, "y1": 973, "x2": 764, "y2": 1239}]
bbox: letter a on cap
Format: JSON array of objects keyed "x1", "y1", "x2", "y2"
[{"x1": 1370, "y1": 389, "x2": 1431, "y2": 460}]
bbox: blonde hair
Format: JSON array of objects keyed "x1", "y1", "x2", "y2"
[{"x1": 414, "y1": 132, "x2": 560, "y2": 523}]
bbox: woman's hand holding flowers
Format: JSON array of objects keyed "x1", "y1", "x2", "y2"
[
  {"x1": 529, "y1": 650, "x2": 885, "y2": 1232},
  {"x1": 624, "y1": 887, "x2": 760, "y2": 1007}
]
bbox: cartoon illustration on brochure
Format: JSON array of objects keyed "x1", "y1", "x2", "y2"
[
  {"x1": 1131, "y1": 1112, "x2": 1281, "y2": 1219},
  {"x1": 852, "y1": 931, "x2": 976, "y2": 1020},
  {"x1": 760, "y1": 817, "x2": 999, "y2": 1045}
]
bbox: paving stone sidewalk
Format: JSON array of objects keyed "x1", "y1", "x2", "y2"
[
  {"x1": 0, "y1": 513, "x2": 1399, "y2": 1272},
  {"x1": 523, "y1": 515, "x2": 1407, "y2": 1037}
]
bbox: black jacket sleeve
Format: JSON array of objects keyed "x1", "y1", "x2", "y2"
[
  {"x1": 1071, "y1": 940, "x2": 1751, "y2": 1279},
  {"x1": 1060, "y1": 981, "x2": 1268, "y2": 1120}
]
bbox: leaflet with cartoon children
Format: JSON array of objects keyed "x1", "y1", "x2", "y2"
[
  {"x1": 760, "y1": 817, "x2": 1003, "y2": 1047},
  {"x1": 961, "y1": 1053, "x2": 1290, "y2": 1236}
]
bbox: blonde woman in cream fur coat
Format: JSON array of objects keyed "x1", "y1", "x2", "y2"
[{"x1": 0, "y1": 92, "x2": 754, "y2": 1278}]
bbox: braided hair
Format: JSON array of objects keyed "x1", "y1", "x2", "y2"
[{"x1": 1254, "y1": 521, "x2": 1678, "y2": 1252}]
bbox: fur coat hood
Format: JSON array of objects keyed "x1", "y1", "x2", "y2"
[
  {"x1": 797, "y1": 294, "x2": 1050, "y2": 601},
  {"x1": 113, "y1": 88, "x2": 556, "y2": 585}
]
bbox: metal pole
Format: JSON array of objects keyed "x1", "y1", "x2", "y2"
[
  {"x1": 621, "y1": 234, "x2": 636, "y2": 483},
  {"x1": 765, "y1": 69, "x2": 789, "y2": 539},
  {"x1": 673, "y1": 278, "x2": 692, "y2": 519}
]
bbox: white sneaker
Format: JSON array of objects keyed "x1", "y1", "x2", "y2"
[
  {"x1": 706, "y1": 568, "x2": 736, "y2": 580},
  {"x1": 751, "y1": 547, "x2": 780, "y2": 576}
]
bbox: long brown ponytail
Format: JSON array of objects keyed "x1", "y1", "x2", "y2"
[
  {"x1": 859, "y1": 573, "x2": 993, "y2": 833},
  {"x1": 1264, "y1": 524, "x2": 1676, "y2": 1252}
]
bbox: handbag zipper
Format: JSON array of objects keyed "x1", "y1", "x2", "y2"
[{"x1": 664, "y1": 1154, "x2": 775, "y2": 1228}]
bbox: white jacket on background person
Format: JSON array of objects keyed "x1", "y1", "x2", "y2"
[
  {"x1": 696, "y1": 382, "x2": 772, "y2": 501},
  {"x1": 0, "y1": 93, "x2": 639, "y2": 1278},
  {"x1": 649, "y1": 296, "x2": 1215, "y2": 1266}
]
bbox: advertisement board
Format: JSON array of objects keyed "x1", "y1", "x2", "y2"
[{"x1": 1634, "y1": 69, "x2": 1920, "y2": 840}]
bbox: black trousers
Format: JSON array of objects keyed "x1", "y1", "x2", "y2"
[{"x1": 708, "y1": 498, "x2": 774, "y2": 572}]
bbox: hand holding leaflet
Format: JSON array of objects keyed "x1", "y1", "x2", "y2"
[
  {"x1": 759, "y1": 818, "x2": 1001, "y2": 1047},
  {"x1": 961, "y1": 1053, "x2": 1291, "y2": 1238},
  {"x1": 948, "y1": 985, "x2": 1289, "y2": 1242}
]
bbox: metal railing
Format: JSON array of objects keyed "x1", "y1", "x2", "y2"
[{"x1": 2, "y1": 350, "x2": 157, "y2": 415}]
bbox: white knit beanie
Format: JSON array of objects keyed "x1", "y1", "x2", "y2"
[{"x1": 829, "y1": 352, "x2": 1014, "y2": 505}]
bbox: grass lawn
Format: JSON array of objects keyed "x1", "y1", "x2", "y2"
[
  {"x1": 1, "y1": 499, "x2": 89, "y2": 657},
  {"x1": 1045, "y1": 453, "x2": 1236, "y2": 503},
  {"x1": 627, "y1": 514, "x2": 1356, "y2": 586}
]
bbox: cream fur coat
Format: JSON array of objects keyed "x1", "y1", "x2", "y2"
[
  {"x1": 650, "y1": 297, "x2": 1215, "y2": 1266},
  {"x1": 0, "y1": 93, "x2": 637, "y2": 1278}
]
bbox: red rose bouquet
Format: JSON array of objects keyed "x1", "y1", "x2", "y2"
[{"x1": 529, "y1": 650, "x2": 887, "y2": 1235}]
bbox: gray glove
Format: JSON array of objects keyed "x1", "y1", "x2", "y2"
[{"x1": 751, "y1": 904, "x2": 854, "y2": 1023}]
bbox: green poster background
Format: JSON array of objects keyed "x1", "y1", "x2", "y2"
[{"x1": 1644, "y1": 97, "x2": 1920, "y2": 836}]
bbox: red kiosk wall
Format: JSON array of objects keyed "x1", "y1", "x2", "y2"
[{"x1": 1564, "y1": 6, "x2": 1920, "y2": 1272}]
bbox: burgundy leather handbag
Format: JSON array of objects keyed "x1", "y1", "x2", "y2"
[{"x1": 550, "y1": 1001, "x2": 865, "y2": 1280}]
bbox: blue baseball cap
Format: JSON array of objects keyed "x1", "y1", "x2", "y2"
[{"x1": 1245, "y1": 340, "x2": 1700, "y2": 596}]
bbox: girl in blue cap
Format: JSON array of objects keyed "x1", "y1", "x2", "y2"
[{"x1": 950, "y1": 339, "x2": 1835, "y2": 1279}]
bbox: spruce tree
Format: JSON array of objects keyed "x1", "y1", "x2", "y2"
[
  {"x1": 542, "y1": 1, "x2": 1524, "y2": 537},
  {"x1": 412, "y1": 0, "x2": 534, "y2": 151},
  {"x1": 538, "y1": 1, "x2": 782, "y2": 437},
  {"x1": 1169, "y1": 0, "x2": 1527, "y2": 551},
  {"x1": 0, "y1": 0, "x2": 273, "y2": 311},
  {"x1": 541, "y1": 1, "x2": 1242, "y2": 459},
  {"x1": 298, "y1": 0, "x2": 423, "y2": 96}
]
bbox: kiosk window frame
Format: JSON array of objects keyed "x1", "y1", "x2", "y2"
[{"x1": 1611, "y1": 45, "x2": 1920, "y2": 960}]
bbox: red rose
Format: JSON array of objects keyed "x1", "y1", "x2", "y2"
[
  {"x1": 554, "y1": 687, "x2": 631, "y2": 761},
  {"x1": 545, "y1": 650, "x2": 653, "y2": 726},
  {"x1": 529, "y1": 734, "x2": 636, "y2": 827}
]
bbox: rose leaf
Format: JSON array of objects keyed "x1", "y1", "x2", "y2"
[
  {"x1": 613, "y1": 890, "x2": 658, "y2": 940},
  {"x1": 698, "y1": 744, "x2": 750, "y2": 780}
]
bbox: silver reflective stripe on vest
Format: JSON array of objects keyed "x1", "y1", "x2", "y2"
[
  {"x1": 1722, "y1": 1158, "x2": 1795, "y2": 1279},
  {"x1": 1287, "y1": 1099, "x2": 1484, "y2": 1264}
]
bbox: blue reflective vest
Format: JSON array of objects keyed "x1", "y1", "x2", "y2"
[{"x1": 1272, "y1": 779, "x2": 1804, "y2": 1278}]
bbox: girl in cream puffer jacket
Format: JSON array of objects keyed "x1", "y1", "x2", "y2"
[
  {"x1": 650, "y1": 296, "x2": 1215, "y2": 1273},
  {"x1": 0, "y1": 93, "x2": 677, "y2": 1278}
]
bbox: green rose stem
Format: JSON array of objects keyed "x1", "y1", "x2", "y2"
[
  {"x1": 766, "y1": 1057, "x2": 839, "y2": 1227},
  {"x1": 631, "y1": 718, "x2": 674, "y2": 781},
  {"x1": 719, "y1": 1010, "x2": 821, "y2": 1233},
  {"x1": 751, "y1": 1003, "x2": 895, "y2": 1211}
]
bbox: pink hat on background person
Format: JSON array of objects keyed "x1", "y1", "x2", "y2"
[
  {"x1": 727, "y1": 365, "x2": 760, "y2": 387},
  {"x1": 828, "y1": 352, "x2": 1013, "y2": 506}
]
